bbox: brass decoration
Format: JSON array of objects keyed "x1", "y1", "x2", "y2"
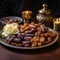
[{"x1": 36, "y1": 4, "x2": 53, "y2": 28}]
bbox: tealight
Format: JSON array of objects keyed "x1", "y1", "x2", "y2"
[{"x1": 54, "y1": 18, "x2": 60, "y2": 31}]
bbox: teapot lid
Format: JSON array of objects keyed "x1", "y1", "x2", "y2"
[{"x1": 38, "y1": 4, "x2": 52, "y2": 15}]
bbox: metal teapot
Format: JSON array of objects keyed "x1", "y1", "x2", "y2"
[{"x1": 36, "y1": 4, "x2": 53, "y2": 28}]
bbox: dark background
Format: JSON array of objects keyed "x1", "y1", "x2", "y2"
[
  {"x1": 23, "y1": 0, "x2": 60, "y2": 17},
  {"x1": 0, "y1": 0, "x2": 60, "y2": 17}
]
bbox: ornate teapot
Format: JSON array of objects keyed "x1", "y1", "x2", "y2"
[{"x1": 36, "y1": 4, "x2": 53, "y2": 28}]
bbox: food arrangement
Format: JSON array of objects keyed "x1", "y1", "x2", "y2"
[
  {"x1": 0, "y1": 16, "x2": 22, "y2": 24},
  {"x1": 1, "y1": 22, "x2": 57, "y2": 48}
]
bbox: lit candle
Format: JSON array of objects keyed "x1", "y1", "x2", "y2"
[
  {"x1": 22, "y1": 10, "x2": 32, "y2": 23},
  {"x1": 25, "y1": 11, "x2": 30, "y2": 19},
  {"x1": 26, "y1": 11, "x2": 29, "y2": 14},
  {"x1": 54, "y1": 18, "x2": 60, "y2": 31}
]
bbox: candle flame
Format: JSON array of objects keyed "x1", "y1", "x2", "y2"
[
  {"x1": 55, "y1": 19, "x2": 60, "y2": 24},
  {"x1": 26, "y1": 11, "x2": 29, "y2": 14},
  {"x1": 56, "y1": 19, "x2": 59, "y2": 22}
]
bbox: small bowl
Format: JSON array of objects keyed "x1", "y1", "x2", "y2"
[{"x1": 0, "y1": 16, "x2": 23, "y2": 25}]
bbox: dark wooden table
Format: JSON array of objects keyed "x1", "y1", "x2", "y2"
[{"x1": 0, "y1": 32, "x2": 60, "y2": 60}]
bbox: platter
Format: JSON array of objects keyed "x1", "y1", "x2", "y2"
[
  {"x1": 0, "y1": 28, "x2": 58, "y2": 50},
  {"x1": 0, "y1": 20, "x2": 59, "y2": 49}
]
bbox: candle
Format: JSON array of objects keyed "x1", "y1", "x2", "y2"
[
  {"x1": 25, "y1": 11, "x2": 30, "y2": 19},
  {"x1": 54, "y1": 18, "x2": 60, "y2": 31},
  {"x1": 22, "y1": 10, "x2": 32, "y2": 19},
  {"x1": 22, "y1": 10, "x2": 32, "y2": 23}
]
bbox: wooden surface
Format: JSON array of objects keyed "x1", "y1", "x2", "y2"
[{"x1": 0, "y1": 32, "x2": 60, "y2": 60}]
